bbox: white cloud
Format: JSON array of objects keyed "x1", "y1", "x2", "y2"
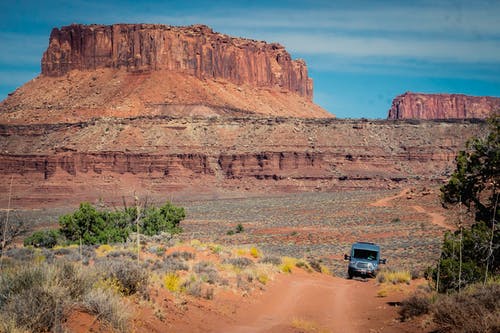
[{"x1": 270, "y1": 33, "x2": 500, "y2": 63}]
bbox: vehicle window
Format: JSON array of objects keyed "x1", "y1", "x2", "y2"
[{"x1": 353, "y1": 249, "x2": 378, "y2": 260}]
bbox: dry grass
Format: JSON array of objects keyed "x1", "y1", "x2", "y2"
[
  {"x1": 249, "y1": 247, "x2": 261, "y2": 258},
  {"x1": 280, "y1": 256, "x2": 298, "y2": 273},
  {"x1": 377, "y1": 284, "x2": 404, "y2": 298},
  {"x1": 291, "y1": 318, "x2": 330, "y2": 333},
  {"x1": 83, "y1": 288, "x2": 130, "y2": 332},
  {"x1": 163, "y1": 273, "x2": 182, "y2": 292},
  {"x1": 399, "y1": 293, "x2": 431, "y2": 321},
  {"x1": 431, "y1": 282, "x2": 500, "y2": 333},
  {"x1": 95, "y1": 244, "x2": 114, "y2": 257},
  {"x1": 377, "y1": 269, "x2": 411, "y2": 284}
]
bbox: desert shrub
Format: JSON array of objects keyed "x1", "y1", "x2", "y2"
[
  {"x1": 399, "y1": 293, "x2": 431, "y2": 321},
  {"x1": 431, "y1": 283, "x2": 500, "y2": 332},
  {"x1": 260, "y1": 256, "x2": 281, "y2": 266},
  {"x1": 249, "y1": 247, "x2": 261, "y2": 258},
  {"x1": 159, "y1": 256, "x2": 189, "y2": 273},
  {"x1": 320, "y1": 265, "x2": 331, "y2": 275},
  {"x1": 83, "y1": 288, "x2": 129, "y2": 332},
  {"x1": 95, "y1": 244, "x2": 114, "y2": 257},
  {"x1": 167, "y1": 251, "x2": 195, "y2": 261},
  {"x1": 308, "y1": 259, "x2": 322, "y2": 273},
  {"x1": 193, "y1": 261, "x2": 219, "y2": 284},
  {"x1": 54, "y1": 261, "x2": 95, "y2": 300},
  {"x1": 227, "y1": 223, "x2": 244, "y2": 235},
  {"x1": 53, "y1": 247, "x2": 72, "y2": 255},
  {"x1": 0, "y1": 212, "x2": 26, "y2": 253},
  {"x1": 4, "y1": 247, "x2": 35, "y2": 262},
  {"x1": 223, "y1": 257, "x2": 253, "y2": 268},
  {"x1": 98, "y1": 260, "x2": 148, "y2": 296},
  {"x1": 163, "y1": 273, "x2": 181, "y2": 292},
  {"x1": 208, "y1": 243, "x2": 223, "y2": 254},
  {"x1": 295, "y1": 259, "x2": 312, "y2": 272},
  {"x1": 257, "y1": 273, "x2": 269, "y2": 285},
  {"x1": 2, "y1": 285, "x2": 62, "y2": 332},
  {"x1": 23, "y1": 229, "x2": 63, "y2": 248},
  {"x1": 280, "y1": 257, "x2": 299, "y2": 273},
  {"x1": 182, "y1": 279, "x2": 202, "y2": 297},
  {"x1": 0, "y1": 261, "x2": 95, "y2": 332}
]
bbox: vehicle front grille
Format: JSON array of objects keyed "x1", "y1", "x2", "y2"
[{"x1": 356, "y1": 262, "x2": 369, "y2": 269}]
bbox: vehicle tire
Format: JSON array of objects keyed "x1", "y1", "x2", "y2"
[{"x1": 347, "y1": 269, "x2": 353, "y2": 279}]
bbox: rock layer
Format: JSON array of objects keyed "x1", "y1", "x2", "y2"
[
  {"x1": 41, "y1": 24, "x2": 312, "y2": 99},
  {"x1": 388, "y1": 92, "x2": 500, "y2": 120},
  {"x1": 0, "y1": 117, "x2": 486, "y2": 208}
]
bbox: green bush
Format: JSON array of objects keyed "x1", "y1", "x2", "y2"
[
  {"x1": 58, "y1": 201, "x2": 185, "y2": 245},
  {"x1": 59, "y1": 203, "x2": 130, "y2": 245},
  {"x1": 139, "y1": 202, "x2": 185, "y2": 236},
  {"x1": 23, "y1": 229, "x2": 63, "y2": 248}
]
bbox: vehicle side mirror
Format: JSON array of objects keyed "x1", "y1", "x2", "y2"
[
  {"x1": 344, "y1": 254, "x2": 351, "y2": 261},
  {"x1": 379, "y1": 258, "x2": 387, "y2": 264}
]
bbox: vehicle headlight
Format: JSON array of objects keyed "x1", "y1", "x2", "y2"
[{"x1": 367, "y1": 263, "x2": 374, "y2": 270}]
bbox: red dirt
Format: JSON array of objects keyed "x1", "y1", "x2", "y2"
[
  {"x1": 370, "y1": 188, "x2": 410, "y2": 207},
  {"x1": 64, "y1": 270, "x2": 425, "y2": 333},
  {"x1": 411, "y1": 205, "x2": 454, "y2": 231},
  {"x1": 217, "y1": 270, "x2": 416, "y2": 333}
]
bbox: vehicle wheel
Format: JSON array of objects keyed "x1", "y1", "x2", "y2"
[{"x1": 347, "y1": 269, "x2": 353, "y2": 279}]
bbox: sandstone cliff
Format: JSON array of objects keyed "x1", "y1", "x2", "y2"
[
  {"x1": 42, "y1": 24, "x2": 312, "y2": 99},
  {"x1": 388, "y1": 92, "x2": 500, "y2": 120},
  {"x1": 1, "y1": 24, "x2": 330, "y2": 122},
  {"x1": 0, "y1": 117, "x2": 486, "y2": 208}
]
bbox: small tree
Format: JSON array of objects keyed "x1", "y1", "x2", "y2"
[
  {"x1": 434, "y1": 116, "x2": 499, "y2": 292},
  {"x1": 59, "y1": 203, "x2": 130, "y2": 245},
  {"x1": 58, "y1": 200, "x2": 185, "y2": 246},
  {"x1": 140, "y1": 202, "x2": 185, "y2": 236}
]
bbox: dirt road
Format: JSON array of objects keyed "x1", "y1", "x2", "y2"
[{"x1": 218, "y1": 270, "x2": 408, "y2": 333}]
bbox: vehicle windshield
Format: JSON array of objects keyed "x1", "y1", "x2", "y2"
[{"x1": 353, "y1": 249, "x2": 378, "y2": 261}]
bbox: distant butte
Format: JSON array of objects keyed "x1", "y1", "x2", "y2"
[
  {"x1": 388, "y1": 92, "x2": 500, "y2": 120},
  {"x1": 0, "y1": 23, "x2": 331, "y2": 124}
]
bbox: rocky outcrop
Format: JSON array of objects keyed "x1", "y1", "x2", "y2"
[
  {"x1": 0, "y1": 117, "x2": 486, "y2": 208},
  {"x1": 41, "y1": 24, "x2": 313, "y2": 99},
  {"x1": 388, "y1": 92, "x2": 500, "y2": 120}
]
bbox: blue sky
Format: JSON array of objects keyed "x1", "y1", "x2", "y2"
[{"x1": 1, "y1": 0, "x2": 499, "y2": 118}]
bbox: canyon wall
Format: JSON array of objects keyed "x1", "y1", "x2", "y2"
[
  {"x1": 388, "y1": 92, "x2": 500, "y2": 120},
  {"x1": 41, "y1": 24, "x2": 312, "y2": 99},
  {"x1": 0, "y1": 117, "x2": 486, "y2": 208}
]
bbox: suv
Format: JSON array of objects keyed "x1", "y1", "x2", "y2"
[{"x1": 344, "y1": 242, "x2": 386, "y2": 278}]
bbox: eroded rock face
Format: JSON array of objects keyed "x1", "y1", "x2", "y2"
[
  {"x1": 0, "y1": 117, "x2": 486, "y2": 208},
  {"x1": 41, "y1": 24, "x2": 313, "y2": 99},
  {"x1": 388, "y1": 92, "x2": 500, "y2": 120}
]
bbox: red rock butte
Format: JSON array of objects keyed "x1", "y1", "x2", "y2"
[
  {"x1": 42, "y1": 24, "x2": 312, "y2": 98},
  {"x1": 388, "y1": 92, "x2": 500, "y2": 120},
  {"x1": 0, "y1": 24, "x2": 331, "y2": 124}
]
